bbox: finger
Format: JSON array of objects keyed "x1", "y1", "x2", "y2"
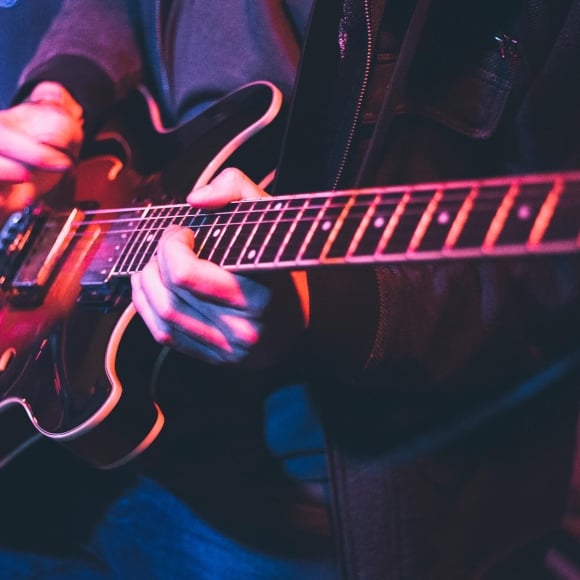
[
  {"x1": 186, "y1": 167, "x2": 268, "y2": 207},
  {"x1": 156, "y1": 226, "x2": 249, "y2": 309},
  {"x1": 133, "y1": 271, "x2": 254, "y2": 365},
  {"x1": 165, "y1": 320, "x2": 258, "y2": 365},
  {"x1": 131, "y1": 266, "x2": 232, "y2": 352},
  {"x1": 220, "y1": 313, "x2": 260, "y2": 346},
  {"x1": 0, "y1": 182, "x2": 35, "y2": 211},
  {"x1": 0, "y1": 156, "x2": 32, "y2": 184},
  {"x1": 0, "y1": 124, "x2": 73, "y2": 171}
]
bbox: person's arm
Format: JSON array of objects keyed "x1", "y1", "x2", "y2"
[
  {"x1": 131, "y1": 168, "x2": 308, "y2": 369},
  {"x1": 130, "y1": 165, "x2": 580, "y2": 400},
  {"x1": 15, "y1": 0, "x2": 142, "y2": 137},
  {"x1": 0, "y1": 80, "x2": 83, "y2": 209},
  {"x1": 0, "y1": 0, "x2": 143, "y2": 209}
]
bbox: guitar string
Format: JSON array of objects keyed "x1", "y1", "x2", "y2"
[
  {"x1": 115, "y1": 205, "x2": 580, "y2": 272},
  {"x1": 21, "y1": 182, "x2": 575, "y2": 274},
  {"x1": 67, "y1": 183, "x2": 570, "y2": 232},
  {"x1": 65, "y1": 197, "x2": 580, "y2": 248}
]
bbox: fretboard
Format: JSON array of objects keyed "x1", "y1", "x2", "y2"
[{"x1": 82, "y1": 171, "x2": 580, "y2": 283}]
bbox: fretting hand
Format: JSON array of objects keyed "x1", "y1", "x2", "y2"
[{"x1": 131, "y1": 168, "x2": 309, "y2": 368}]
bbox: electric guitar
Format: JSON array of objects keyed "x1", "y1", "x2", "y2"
[{"x1": 0, "y1": 80, "x2": 579, "y2": 470}]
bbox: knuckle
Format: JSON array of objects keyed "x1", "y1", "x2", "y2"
[
  {"x1": 219, "y1": 166, "x2": 243, "y2": 184},
  {"x1": 156, "y1": 299, "x2": 178, "y2": 324},
  {"x1": 151, "y1": 326, "x2": 174, "y2": 346},
  {"x1": 168, "y1": 263, "x2": 191, "y2": 288},
  {"x1": 220, "y1": 349, "x2": 242, "y2": 365}
]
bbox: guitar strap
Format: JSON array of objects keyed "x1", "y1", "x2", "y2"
[
  {"x1": 271, "y1": 0, "x2": 344, "y2": 195},
  {"x1": 273, "y1": 0, "x2": 432, "y2": 194},
  {"x1": 354, "y1": 0, "x2": 432, "y2": 186}
]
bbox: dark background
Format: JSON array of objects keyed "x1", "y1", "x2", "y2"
[{"x1": 0, "y1": 0, "x2": 63, "y2": 107}]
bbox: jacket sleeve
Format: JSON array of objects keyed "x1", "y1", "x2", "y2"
[
  {"x1": 306, "y1": 254, "x2": 580, "y2": 394},
  {"x1": 15, "y1": 0, "x2": 142, "y2": 136}
]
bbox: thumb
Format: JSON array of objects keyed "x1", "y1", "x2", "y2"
[
  {"x1": 186, "y1": 167, "x2": 268, "y2": 208},
  {"x1": 160, "y1": 224, "x2": 196, "y2": 250}
]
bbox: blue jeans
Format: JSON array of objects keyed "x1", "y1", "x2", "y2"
[{"x1": 0, "y1": 476, "x2": 338, "y2": 579}]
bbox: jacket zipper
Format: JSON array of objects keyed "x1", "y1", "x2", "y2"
[{"x1": 332, "y1": 0, "x2": 373, "y2": 191}]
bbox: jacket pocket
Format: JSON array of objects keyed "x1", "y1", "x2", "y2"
[{"x1": 362, "y1": 32, "x2": 516, "y2": 140}]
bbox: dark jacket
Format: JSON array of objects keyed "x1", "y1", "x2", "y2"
[{"x1": 17, "y1": 0, "x2": 580, "y2": 578}]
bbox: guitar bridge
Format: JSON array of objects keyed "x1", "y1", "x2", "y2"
[{"x1": 8, "y1": 207, "x2": 83, "y2": 305}]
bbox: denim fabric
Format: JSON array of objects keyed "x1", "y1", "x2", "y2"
[{"x1": 0, "y1": 476, "x2": 338, "y2": 579}]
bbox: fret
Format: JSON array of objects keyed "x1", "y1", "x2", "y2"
[
  {"x1": 299, "y1": 194, "x2": 353, "y2": 262},
  {"x1": 191, "y1": 211, "x2": 225, "y2": 258},
  {"x1": 444, "y1": 186, "x2": 478, "y2": 250},
  {"x1": 452, "y1": 185, "x2": 509, "y2": 250},
  {"x1": 377, "y1": 189, "x2": 430, "y2": 255},
  {"x1": 408, "y1": 188, "x2": 443, "y2": 252},
  {"x1": 541, "y1": 179, "x2": 580, "y2": 244},
  {"x1": 235, "y1": 198, "x2": 285, "y2": 266},
  {"x1": 127, "y1": 207, "x2": 158, "y2": 273},
  {"x1": 113, "y1": 206, "x2": 152, "y2": 275},
  {"x1": 195, "y1": 207, "x2": 240, "y2": 263},
  {"x1": 496, "y1": 181, "x2": 554, "y2": 247},
  {"x1": 260, "y1": 197, "x2": 308, "y2": 264},
  {"x1": 223, "y1": 199, "x2": 271, "y2": 267},
  {"x1": 345, "y1": 193, "x2": 380, "y2": 257},
  {"x1": 139, "y1": 205, "x2": 185, "y2": 269},
  {"x1": 208, "y1": 202, "x2": 253, "y2": 266},
  {"x1": 325, "y1": 192, "x2": 377, "y2": 259},
  {"x1": 252, "y1": 198, "x2": 291, "y2": 265},
  {"x1": 416, "y1": 187, "x2": 471, "y2": 252},
  {"x1": 83, "y1": 208, "x2": 140, "y2": 284},
  {"x1": 483, "y1": 182, "x2": 520, "y2": 250},
  {"x1": 276, "y1": 197, "x2": 325, "y2": 264},
  {"x1": 352, "y1": 191, "x2": 406, "y2": 257},
  {"x1": 124, "y1": 206, "x2": 167, "y2": 273},
  {"x1": 126, "y1": 207, "x2": 169, "y2": 274},
  {"x1": 530, "y1": 178, "x2": 572, "y2": 244},
  {"x1": 317, "y1": 193, "x2": 357, "y2": 261}
]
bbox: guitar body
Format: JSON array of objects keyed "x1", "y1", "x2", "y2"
[
  {"x1": 0, "y1": 229, "x2": 163, "y2": 469},
  {"x1": 0, "y1": 81, "x2": 283, "y2": 468}
]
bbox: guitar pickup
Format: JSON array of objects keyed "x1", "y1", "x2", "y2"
[{"x1": 11, "y1": 209, "x2": 83, "y2": 305}]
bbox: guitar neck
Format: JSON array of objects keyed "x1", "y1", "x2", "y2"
[{"x1": 99, "y1": 171, "x2": 580, "y2": 279}]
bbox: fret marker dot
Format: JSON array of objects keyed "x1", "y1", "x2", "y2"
[
  {"x1": 374, "y1": 216, "x2": 385, "y2": 229},
  {"x1": 274, "y1": 201, "x2": 283, "y2": 210},
  {"x1": 322, "y1": 220, "x2": 332, "y2": 231},
  {"x1": 213, "y1": 229, "x2": 221, "y2": 238},
  {"x1": 517, "y1": 204, "x2": 531, "y2": 220},
  {"x1": 437, "y1": 211, "x2": 450, "y2": 225},
  {"x1": 247, "y1": 249, "x2": 257, "y2": 260},
  {"x1": 147, "y1": 234, "x2": 155, "y2": 242}
]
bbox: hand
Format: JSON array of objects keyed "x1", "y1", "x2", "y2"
[
  {"x1": 131, "y1": 168, "x2": 309, "y2": 368},
  {"x1": 0, "y1": 82, "x2": 84, "y2": 211}
]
